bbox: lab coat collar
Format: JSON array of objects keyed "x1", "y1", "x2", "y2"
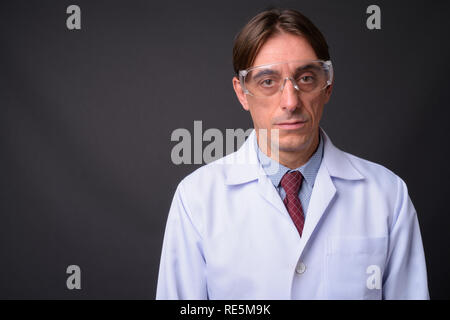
[
  {"x1": 224, "y1": 127, "x2": 365, "y2": 185},
  {"x1": 320, "y1": 128, "x2": 365, "y2": 181}
]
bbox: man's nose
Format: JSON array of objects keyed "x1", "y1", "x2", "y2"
[{"x1": 279, "y1": 77, "x2": 300, "y2": 112}]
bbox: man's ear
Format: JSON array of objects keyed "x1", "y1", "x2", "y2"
[
  {"x1": 232, "y1": 76, "x2": 250, "y2": 111},
  {"x1": 324, "y1": 81, "x2": 333, "y2": 104}
]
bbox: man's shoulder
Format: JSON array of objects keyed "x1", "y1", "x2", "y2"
[
  {"x1": 341, "y1": 149, "x2": 405, "y2": 189},
  {"x1": 178, "y1": 151, "x2": 239, "y2": 189},
  {"x1": 321, "y1": 129, "x2": 405, "y2": 189}
]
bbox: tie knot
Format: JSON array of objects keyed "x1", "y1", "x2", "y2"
[{"x1": 280, "y1": 171, "x2": 303, "y2": 195}]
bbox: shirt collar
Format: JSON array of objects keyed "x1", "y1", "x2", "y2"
[{"x1": 255, "y1": 130, "x2": 324, "y2": 188}]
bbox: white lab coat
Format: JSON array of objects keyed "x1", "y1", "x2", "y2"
[{"x1": 156, "y1": 127, "x2": 429, "y2": 300}]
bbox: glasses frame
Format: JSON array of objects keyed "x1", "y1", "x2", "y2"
[{"x1": 238, "y1": 59, "x2": 333, "y2": 97}]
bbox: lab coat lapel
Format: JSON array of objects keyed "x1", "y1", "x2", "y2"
[
  {"x1": 224, "y1": 129, "x2": 293, "y2": 218},
  {"x1": 257, "y1": 172, "x2": 291, "y2": 219},
  {"x1": 299, "y1": 161, "x2": 336, "y2": 246}
]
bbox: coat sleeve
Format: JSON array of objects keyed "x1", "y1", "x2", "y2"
[
  {"x1": 156, "y1": 180, "x2": 208, "y2": 299},
  {"x1": 382, "y1": 177, "x2": 430, "y2": 299}
]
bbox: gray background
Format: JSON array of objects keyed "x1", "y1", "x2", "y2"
[{"x1": 1, "y1": 0, "x2": 449, "y2": 299}]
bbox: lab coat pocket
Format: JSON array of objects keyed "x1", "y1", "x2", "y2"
[{"x1": 325, "y1": 236, "x2": 387, "y2": 300}]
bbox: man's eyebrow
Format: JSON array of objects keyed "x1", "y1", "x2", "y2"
[
  {"x1": 294, "y1": 64, "x2": 321, "y2": 73},
  {"x1": 252, "y1": 69, "x2": 280, "y2": 80}
]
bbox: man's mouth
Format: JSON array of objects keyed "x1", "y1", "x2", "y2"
[{"x1": 274, "y1": 120, "x2": 307, "y2": 130}]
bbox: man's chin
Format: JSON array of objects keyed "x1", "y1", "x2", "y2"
[{"x1": 276, "y1": 140, "x2": 309, "y2": 153}]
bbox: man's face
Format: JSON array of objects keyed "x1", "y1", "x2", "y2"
[{"x1": 233, "y1": 32, "x2": 332, "y2": 156}]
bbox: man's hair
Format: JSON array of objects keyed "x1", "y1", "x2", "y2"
[{"x1": 232, "y1": 8, "x2": 330, "y2": 76}]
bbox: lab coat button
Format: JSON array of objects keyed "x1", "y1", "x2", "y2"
[{"x1": 296, "y1": 262, "x2": 306, "y2": 274}]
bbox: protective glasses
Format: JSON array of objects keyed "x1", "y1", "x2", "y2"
[{"x1": 239, "y1": 59, "x2": 333, "y2": 98}]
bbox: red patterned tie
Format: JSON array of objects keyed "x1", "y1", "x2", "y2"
[{"x1": 280, "y1": 171, "x2": 305, "y2": 237}]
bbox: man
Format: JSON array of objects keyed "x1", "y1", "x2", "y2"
[{"x1": 156, "y1": 8, "x2": 429, "y2": 299}]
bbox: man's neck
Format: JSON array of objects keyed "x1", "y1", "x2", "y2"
[{"x1": 258, "y1": 130, "x2": 320, "y2": 170}]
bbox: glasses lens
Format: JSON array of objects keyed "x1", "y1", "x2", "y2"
[{"x1": 244, "y1": 61, "x2": 331, "y2": 97}]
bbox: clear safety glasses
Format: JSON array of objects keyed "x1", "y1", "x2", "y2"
[{"x1": 239, "y1": 59, "x2": 333, "y2": 98}]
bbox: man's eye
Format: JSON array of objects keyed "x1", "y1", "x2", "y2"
[
  {"x1": 260, "y1": 79, "x2": 275, "y2": 87},
  {"x1": 299, "y1": 76, "x2": 314, "y2": 84}
]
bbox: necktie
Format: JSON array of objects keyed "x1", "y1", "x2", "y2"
[{"x1": 280, "y1": 171, "x2": 305, "y2": 237}]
